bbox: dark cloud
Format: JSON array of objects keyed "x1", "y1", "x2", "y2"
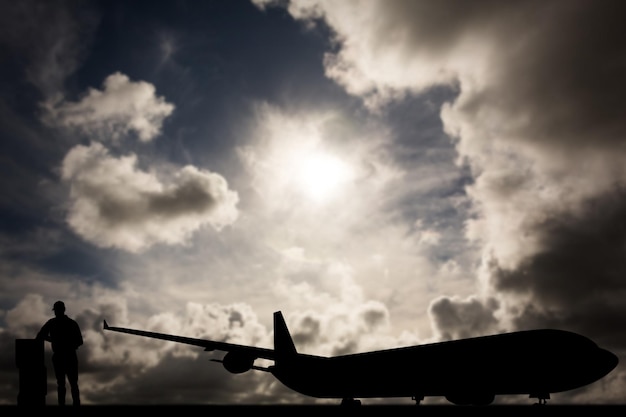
[
  {"x1": 489, "y1": 191, "x2": 626, "y2": 347},
  {"x1": 0, "y1": 0, "x2": 98, "y2": 98},
  {"x1": 290, "y1": 314, "x2": 321, "y2": 348},
  {"x1": 359, "y1": 303, "x2": 387, "y2": 331},
  {"x1": 443, "y1": 0, "x2": 626, "y2": 165},
  {"x1": 428, "y1": 295, "x2": 500, "y2": 341},
  {"x1": 86, "y1": 352, "x2": 269, "y2": 405}
]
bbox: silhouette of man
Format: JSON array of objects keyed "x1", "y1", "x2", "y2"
[{"x1": 36, "y1": 301, "x2": 83, "y2": 406}]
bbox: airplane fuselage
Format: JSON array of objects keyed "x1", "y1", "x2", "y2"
[{"x1": 269, "y1": 329, "x2": 618, "y2": 404}]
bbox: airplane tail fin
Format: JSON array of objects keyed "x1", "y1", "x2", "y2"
[{"x1": 274, "y1": 311, "x2": 297, "y2": 359}]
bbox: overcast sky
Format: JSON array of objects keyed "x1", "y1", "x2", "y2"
[{"x1": 1, "y1": 0, "x2": 625, "y2": 406}]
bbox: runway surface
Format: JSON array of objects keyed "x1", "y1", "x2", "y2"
[{"x1": 2, "y1": 404, "x2": 625, "y2": 416}]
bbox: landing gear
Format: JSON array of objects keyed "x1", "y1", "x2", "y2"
[
  {"x1": 340, "y1": 398, "x2": 361, "y2": 406},
  {"x1": 412, "y1": 395, "x2": 424, "y2": 405},
  {"x1": 530, "y1": 393, "x2": 549, "y2": 405}
]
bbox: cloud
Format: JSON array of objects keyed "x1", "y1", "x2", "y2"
[
  {"x1": 274, "y1": 246, "x2": 367, "y2": 312},
  {"x1": 428, "y1": 295, "x2": 500, "y2": 341},
  {"x1": 44, "y1": 72, "x2": 175, "y2": 142},
  {"x1": 266, "y1": 0, "x2": 626, "y2": 337},
  {"x1": 61, "y1": 142, "x2": 239, "y2": 252},
  {"x1": 486, "y1": 191, "x2": 626, "y2": 347},
  {"x1": 414, "y1": 219, "x2": 442, "y2": 246},
  {"x1": 0, "y1": 0, "x2": 99, "y2": 98}
]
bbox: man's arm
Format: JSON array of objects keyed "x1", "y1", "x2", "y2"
[
  {"x1": 74, "y1": 320, "x2": 84, "y2": 348},
  {"x1": 36, "y1": 319, "x2": 51, "y2": 342}
]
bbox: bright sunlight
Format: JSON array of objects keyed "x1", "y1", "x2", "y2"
[{"x1": 295, "y1": 152, "x2": 353, "y2": 203}]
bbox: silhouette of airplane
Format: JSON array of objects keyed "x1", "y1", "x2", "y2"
[{"x1": 103, "y1": 310, "x2": 618, "y2": 406}]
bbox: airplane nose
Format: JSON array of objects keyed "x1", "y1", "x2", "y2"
[{"x1": 598, "y1": 348, "x2": 619, "y2": 376}]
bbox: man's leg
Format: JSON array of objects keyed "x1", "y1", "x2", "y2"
[
  {"x1": 66, "y1": 353, "x2": 80, "y2": 406},
  {"x1": 51, "y1": 354, "x2": 66, "y2": 405}
]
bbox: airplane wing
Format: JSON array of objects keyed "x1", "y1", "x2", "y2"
[{"x1": 103, "y1": 320, "x2": 276, "y2": 361}]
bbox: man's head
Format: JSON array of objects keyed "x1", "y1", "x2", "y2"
[{"x1": 52, "y1": 301, "x2": 66, "y2": 315}]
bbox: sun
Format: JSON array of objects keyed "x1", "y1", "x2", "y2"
[{"x1": 295, "y1": 152, "x2": 353, "y2": 203}]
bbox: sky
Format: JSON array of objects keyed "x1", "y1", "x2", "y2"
[{"x1": 1, "y1": 0, "x2": 625, "y2": 406}]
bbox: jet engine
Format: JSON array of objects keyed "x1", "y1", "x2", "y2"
[{"x1": 221, "y1": 352, "x2": 256, "y2": 374}]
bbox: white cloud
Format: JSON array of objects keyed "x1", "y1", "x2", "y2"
[
  {"x1": 274, "y1": 246, "x2": 365, "y2": 311},
  {"x1": 44, "y1": 72, "x2": 175, "y2": 142},
  {"x1": 4, "y1": 293, "x2": 51, "y2": 334},
  {"x1": 61, "y1": 142, "x2": 239, "y2": 252}
]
